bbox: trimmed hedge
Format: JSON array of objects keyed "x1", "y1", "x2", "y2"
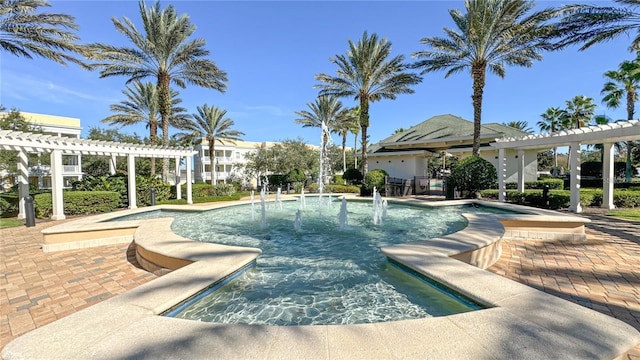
[
  {"x1": 449, "y1": 156, "x2": 496, "y2": 198},
  {"x1": 480, "y1": 188, "x2": 640, "y2": 209},
  {"x1": 505, "y1": 178, "x2": 563, "y2": 190},
  {"x1": 159, "y1": 192, "x2": 246, "y2": 205},
  {"x1": 181, "y1": 183, "x2": 236, "y2": 198},
  {"x1": 307, "y1": 183, "x2": 360, "y2": 193},
  {"x1": 34, "y1": 191, "x2": 120, "y2": 218}
]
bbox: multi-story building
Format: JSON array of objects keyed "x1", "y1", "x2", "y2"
[
  {"x1": 1, "y1": 112, "x2": 83, "y2": 190},
  {"x1": 194, "y1": 140, "x2": 278, "y2": 188}
]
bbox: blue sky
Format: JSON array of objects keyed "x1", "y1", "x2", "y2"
[{"x1": 1, "y1": 0, "x2": 635, "y2": 146}]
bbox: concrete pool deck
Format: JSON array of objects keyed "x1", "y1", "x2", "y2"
[{"x1": 1, "y1": 196, "x2": 639, "y2": 359}]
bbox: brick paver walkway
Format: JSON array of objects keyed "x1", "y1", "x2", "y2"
[
  {"x1": 0, "y1": 219, "x2": 157, "y2": 351},
  {"x1": 488, "y1": 212, "x2": 640, "y2": 359},
  {"x1": 1, "y1": 210, "x2": 639, "y2": 358}
]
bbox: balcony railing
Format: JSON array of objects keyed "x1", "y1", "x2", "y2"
[{"x1": 63, "y1": 165, "x2": 80, "y2": 173}]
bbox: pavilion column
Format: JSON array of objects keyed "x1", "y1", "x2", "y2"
[
  {"x1": 186, "y1": 155, "x2": 193, "y2": 205},
  {"x1": 568, "y1": 142, "x2": 582, "y2": 213},
  {"x1": 602, "y1": 142, "x2": 615, "y2": 210},
  {"x1": 497, "y1": 148, "x2": 506, "y2": 202},
  {"x1": 517, "y1": 150, "x2": 525, "y2": 192},
  {"x1": 50, "y1": 149, "x2": 65, "y2": 220},
  {"x1": 127, "y1": 154, "x2": 137, "y2": 209},
  {"x1": 109, "y1": 155, "x2": 117, "y2": 175},
  {"x1": 175, "y1": 156, "x2": 182, "y2": 200},
  {"x1": 17, "y1": 149, "x2": 29, "y2": 219}
]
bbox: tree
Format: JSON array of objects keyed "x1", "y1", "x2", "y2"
[
  {"x1": 0, "y1": 108, "x2": 39, "y2": 173},
  {"x1": 294, "y1": 95, "x2": 351, "y2": 186},
  {"x1": 83, "y1": 127, "x2": 151, "y2": 176},
  {"x1": 332, "y1": 108, "x2": 358, "y2": 172},
  {"x1": 0, "y1": 0, "x2": 88, "y2": 67},
  {"x1": 412, "y1": 0, "x2": 557, "y2": 156},
  {"x1": 537, "y1": 106, "x2": 565, "y2": 170},
  {"x1": 349, "y1": 106, "x2": 361, "y2": 170},
  {"x1": 101, "y1": 81, "x2": 189, "y2": 176},
  {"x1": 176, "y1": 105, "x2": 244, "y2": 186},
  {"x1": 601, "y1": 56, "x2": 640, "y2": 182},
  {"x1": 315, "y1": 31, "x2": 421, "y2": 174},
  {"x1": 502, "y1": 120, "x2": 532, "y2": 133},
  {"x1": 553, "y1": 0, "x2": 640, "y2": 51},
  {"x1": 87, "y1": 1, "x2": 228, "y2": 180},
  {"x1": 563, "y1": 95, "x2": 596, "y2": 129}
]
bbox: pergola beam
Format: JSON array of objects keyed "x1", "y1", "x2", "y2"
[
  {"x1": 0, "y1": 130, "x2": 197, "y2": 220},
  {"x1": 491, "y1": 120, "x2": 640, "y2": 214}
]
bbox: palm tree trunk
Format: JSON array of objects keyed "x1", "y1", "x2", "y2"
[
  {"x1": 626, "y1": 91, "x2": 635, "y2": 182},
  {"x1": 360, "y1": 97, "x2": 369, "y2": 174},
  {"x1": 353, "y1": 132, "x2": 358, "y2": 170},
  {"x1": 149, "y1": 120, "x2": 157, "y2": 176},
  {"x1": 209, "y1": 139, "x2": 215, "y2": 186},
  {"x1": 342, "y1": 133, "x2": 347, "y2": 173},
  {"x1": 471, "y1": 63, "x2": 486, "y2": 156},
  {"x1": 158, "y1": 71, "x2": 171, "y2": 181}
]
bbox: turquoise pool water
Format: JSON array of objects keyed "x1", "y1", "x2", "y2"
[{"x1": 116, "y1": 199, "x2": 509, "y2": 325}]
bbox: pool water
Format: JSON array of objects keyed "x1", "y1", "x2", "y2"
[{"x1": 116, "y1": 199, "x2": 506, "y2": 325}]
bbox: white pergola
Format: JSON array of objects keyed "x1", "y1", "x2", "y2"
[
  {"x1": 0, "y1": 130, "x2": 197, "y2": 220},
  {"x1": 491, "y1": 120, "x2": 640, "y2": 213}
]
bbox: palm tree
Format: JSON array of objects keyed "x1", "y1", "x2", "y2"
[
  {"x1": 412, "y1": 0, "x2": 558, "y2": 156},
  {"x1": 315, "y1": 31, "x2": 422, "y2": 174},
  {"x1": 295, "y1": 95, "x2": 351, "y2": 183},
  {"x1": 87, "y1": 1, "x2": 228, "y2": 180},
  {"x1": 502, "y1": 120, "x2": 533, "y2": 133},
  {"x1": 176, "y1": 105, "x2": 244, "y2": 186},
  {"x1": 537, "y1": 106, "x2": 565, "y2": 169},
  {"x1": 553, "y1": 0, "x2": 640, "y2": 51},
  {"x1": 601, "y1": 56, "x2": 640, "y2": 181},
  {"x1": 332, "y1": 109, "x2": 359, "y2": 172},
  {"x1": 101, "y1": 81, "x2": 189, "y2": 176},
  {"x1": 0, "y1": 0, "x2": 88, "y2": 67},
  {"x1": 348, "y1": 106, "x2": 361, "y2": 170},
  {"x1": 563, "y1": 95, "x2": 596, "y2": 129}
]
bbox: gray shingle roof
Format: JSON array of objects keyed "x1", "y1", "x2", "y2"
[{"x1": 369, "y1": 114, "x2": 530, "y2": 153}]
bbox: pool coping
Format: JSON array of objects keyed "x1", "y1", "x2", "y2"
[{"x1": 2, "y1": 195, "x2": 639, "y2": 359}]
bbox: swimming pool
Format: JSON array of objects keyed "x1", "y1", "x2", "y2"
[{"x1": 115, "y1": 198, "x2": 511, "y2": 325}]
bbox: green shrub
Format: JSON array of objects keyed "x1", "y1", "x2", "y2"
[
  {"x1": 135, "y1": 176, "x2": 170, "y2": 206},
  {"x1": 72, "y1": 175, "x2": 128, "y2": 207},
  {"x1": 0, "y1": 193, "x2": 19, "y2": 218},
  {"x1": 449, "y1": 156, "x2": 497, "y2": 198},
  {"x1": 34, "y1": 191, "x2": 120, "y2": 218},
  {"x1": 324, "y1": 184, "x2": 360, "y2": 193},
  {"x1": 614, "y1": 190, "x2": 640, "y2": 208},
  {"x1": 343, "y1": 168, "x2": 363, "y2": 185},
  {"x1": 364, "y1": 169, "x2": 388, "y2": 193},
  {"x1": 158, "y1": 192, "x2": 246, "y2": 205},
  {"x1": 267, "y1": 174, "x2": 287, "y2": 186},
  {"x1": 286, "y1": 168, "x2": 307, "y2": 184},
  {"x1": 332, "y1": 174, "x2": 344, "y2": 184}
]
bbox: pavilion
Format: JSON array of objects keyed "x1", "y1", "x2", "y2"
[
  {"x1": 491, "y1": 120, "x2": 640, "y2": 213},
  {"x1": 0, "y1": 130, "x2": 197, "y2": 220}
]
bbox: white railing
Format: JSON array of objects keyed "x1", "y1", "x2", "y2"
[{"x1": 63, "y1": 165, "x2": 80, "y2": 173}]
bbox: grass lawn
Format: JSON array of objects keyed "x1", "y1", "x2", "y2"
[
  {"x1": 606, "y1": 208, "x2": 640, "y2": 221},
  {"x1": 0, "y1": 218, "x2": 24, "y2": 229}
]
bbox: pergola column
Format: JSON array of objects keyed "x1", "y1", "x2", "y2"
[
  {"x1": 109, "y1": 155, "x2": 117, "y2": 175},
  {"x1": 17, "y1": 149, "x2": 29, "y2": 219},
  {"x1": 175, "y1": 156, "x2": 182, "y2": 200},
  {"x1": 127, "y1": 154, "x2": 137, "y2": 209},
  {"x1": 50, "y1": 149, "x2": 66, "y2": 220},
  {"x1": 497, "y1": 148, "x2": 506, "y2": 202},
  {"x1": 517, "y1": 150, "x2": 525, "y2": 192},
  {"x1": 186, "y1": 155, "x2": 193, "y2": 205},
  {"x1": 568, "y1": 142, "x2": 582, "y2": 213},
  {"x1": 602, "y1": 142, "x2": 615, "y2": 210}
]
